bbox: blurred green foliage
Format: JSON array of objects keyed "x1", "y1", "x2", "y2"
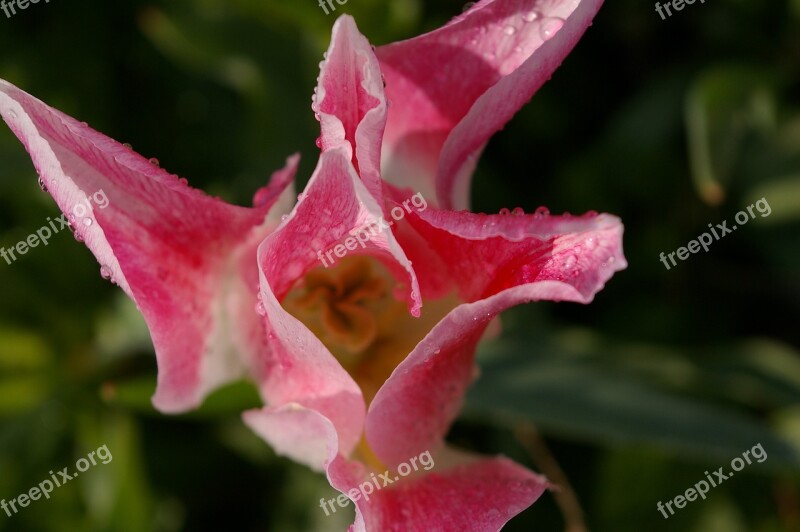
[{"x1": 0, "y1": 0, "x2": 798, "y2": 530}]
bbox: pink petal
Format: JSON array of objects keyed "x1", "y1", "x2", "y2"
[
  {"x1": 366, "y1": 280, "x2": 590, "y2": 468},
  {"x1": 342, "y1": 451, "x2": 548, "y2": 532},
  {"x1": 404, "y1": 206, "x2": 626, "y2": 303},
  {"x1": 377, "y1": 0, "x2": 603, "y2": 208},
  {"x1": 0, "y1": 79, "x2": 297, "y2": 413},
  {"x1": 314, "y1": 15, "x2": 387, "y2": 203},
  {"x1": 254, "y1": 146, "x2": 421, "y2": 456},
  {"x1": 243, "y1": 404, "x2": 339, "y2": 471}
]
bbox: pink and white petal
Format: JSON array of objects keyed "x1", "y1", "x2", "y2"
[
  {"x1": 366, "y1": 280, "x2": 595, "y2": 467},
  {"x1": 376, "y1": 0, "x2": 602, "y2": 208},
  {"x1": 438, "y1": 0, "x2": 604, "y2": 209},
  {"x1": 351, "y1": 452, "x2": 548, "y2": 532},
  {"x1": 314, "y1": 15, "x2": 387, "y2": 203},
  {"x1": 403, "y1": 206, "x2": 626, "y2": 303},
  {"x1": 254, "y1": 146, "x2": 421, "y2": 455},
  {"x1": 0, "y1": 79, "x2": 296, "y2": 413},
  {"x1": 243, "y1": 403, "x2": 340, "y2": 472}
]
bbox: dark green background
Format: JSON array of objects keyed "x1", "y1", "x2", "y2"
[{"x1": 1, "y1": 0, "x2": 798, "y2": 530}]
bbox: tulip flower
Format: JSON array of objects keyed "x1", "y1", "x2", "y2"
[{"x1": 0, "y1": 0, "x2": 623, "y2": 529}]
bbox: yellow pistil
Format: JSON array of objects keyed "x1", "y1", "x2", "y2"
[
  {"x1": 283, "y1": 255, "x2": 459, "y2": 468},
  {"x1": 283, "y1": 256, "x2": 457, "y2": 404}
]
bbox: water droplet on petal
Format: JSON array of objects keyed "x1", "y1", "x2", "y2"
[
  {"x1": 539, "y1": 17, "x2": 564, "y2": 41},
  {"x1": 534, "y1": 206, "x2": 550, "y2": 217},
  {"x1": 503, "y1": 25, "x2": 516, "y2": 36},
  {"x1": 512, "y1": 207, "x2": 525, "y2": 215},
  {"x1": 83, "y1": 218, "x2": 92, "y2": 227},
  {"x1": 38, "y1": 176, "x2": 48, "y2": 192},
  {"x1": 100, "y1": 265, "x2": 113, "y2": 280},
  {"x1": 462, "y1": 1, "x2": 476, "y2": 12},
  {"x1": 8, "y1": 110, "x2": 17, "y2": 119},
  {"x1": 315, "y1": 137, "x2": 323, "y2": 149},
  {"x1": 281, "y1": 214, "x2": 289, "y2": 221},
  {"x1": 499, "y1": 208, "x2": 511, "y2": 215},
  {"x1": 564, "y1": 254, "x2": 577, "y2": 268},
  {"x1": 434, "y1": 348, "x2": 441, "y2": 355},
  {"x1": 123, "y1": 143, "x2": 132, "y2": 149},
  {"x1": 255, "y1": 301, "x2": 266, "y2": 316},
  {"x1": 73, "y1": 231, "x2": 84, "y2": 242},
  {"x1": 149, "y1": 158, "x2": 160, "y2": 167},
  {"x1": 522, "y1": 11, "x2": 539, "y2": 22}
]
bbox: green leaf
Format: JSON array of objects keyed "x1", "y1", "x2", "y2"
[
  {"x1": 466, "y1": 332, "x2": 800, "y2": 468},
  {"x1": 102, "y1": 376, "x2": 261, "y2": 418},
  {"x1": 685, "y1": 66, "x2": 777, "y2": 205}
]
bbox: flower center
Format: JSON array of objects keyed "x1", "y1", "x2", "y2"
[{"x1": 283, "y1": 256, "x2": 456, "y2": 405}]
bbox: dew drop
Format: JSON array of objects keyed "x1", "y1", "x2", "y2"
[
  {"x1": 514, "y1": 46, "x2": 523, "y2": 54},
  {"x1": 534, "y1": 206, "x2": 550, "y2": 217},
  {"x1": 483, "y1": 51, "x2": 496, "y2": 61},
  {"x1": 499, "y1": 208, "x2": 511, "y2": 215},
  {"x1": 564, "y1": 254, "x2": 577, "y2": 268},
  {"x1": 315, "y1": 137, "x2": 323, "y2": 149},
  {"x1": 73, "y1": 231, "x2": 84, "y2": 242},
  {"x1": 281, "y1": 214, "x2": 289, "y2": 221},
  {"x1": 539, "y1": 17, "x2": 564, "y2": 41},
  {"x1": 179, "y1": 177, "x2": 188, "y2": 185},
  {"x1": 149, "y1": 158, "x2": 160, "y2": 167},
  {"x1": 123, "y1": 143, "x2": 132, "y2": 149},
  {"x1": 511, "y1": 207, "x2": 525, "y2": 215},
  {"x1": 8, "y1": 110, "x2": 17, "y2": 119},
  {"x1": 255, "y1": 301, "x2": 266, "y2": 316},
  {"x1": 462, "y1": 1, "x2": 476, "y2": 12},
  {"x1": 83, "y1": 218, "x2": 93, "y2": 227},
  {"x1": 522, "y1": 11, "x2": 539, "y2": 22},
  {"x1": 100, "y1": 265, "x2": 113, "y2": 280},
  {"x1": 434, "y1": 348, "x2": 441, "y2": 355},
  {"x1": 38, "y1": 176, "x2": 48, "y2": 192},
  {"x1": 585, "y1": 237, "x2": 597, "y2": 250},
  {"x1": 503, "y1": 25, "x2": 516, "y2": 36}
]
